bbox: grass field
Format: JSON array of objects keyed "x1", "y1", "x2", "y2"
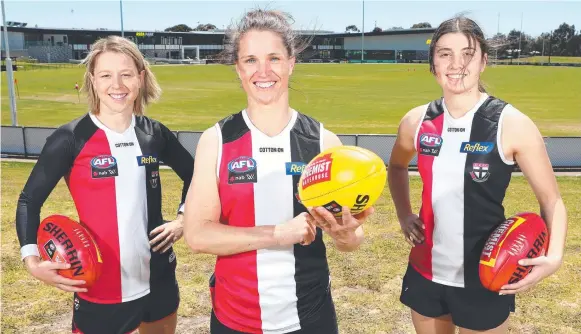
[
  {"x1": 2, "y1": 63, "x2": 580, "y2": 136},
  {"x1": 1, "y1": 161, "x2": 580, "y2": 333}
]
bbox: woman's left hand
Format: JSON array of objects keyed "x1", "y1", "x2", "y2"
[
  {"x1": 149, "y1": 217, "x2": 184, "y2": 253},
  {"x1": 308, "y1": 206, "x2": 374, "y2": 244},
  {"x1": 499, "y1": 255, "x2": 563, "y2": 295}
]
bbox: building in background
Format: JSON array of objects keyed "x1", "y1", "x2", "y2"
[{"x1": 1, "y1": 25, "x2": 435, "y2": 64}]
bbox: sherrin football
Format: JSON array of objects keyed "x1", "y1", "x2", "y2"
[
  {"x1": 37, "y1": 215, "x2": 103, "y2": 288},
  {"x1": 297, "y1": 145, "x2": 387, "y2": 217},
  {"x1": 479, "y1": 212, "x2": 549, "y2": 292}
]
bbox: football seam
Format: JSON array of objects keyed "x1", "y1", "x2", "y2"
[{"x1": 299, "y1": 166, "x2": 386, "y2": 202}]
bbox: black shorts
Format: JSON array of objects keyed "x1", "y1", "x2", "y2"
[
  {"x1": 400, "y1": 263, "x2": 515, "y2": 331},
  {"x1": 71, "y1": 272, "x2": 180, "y2": 334},
  {"x1": 210, "y1": 288, "x2": 338, "y2": 334}
]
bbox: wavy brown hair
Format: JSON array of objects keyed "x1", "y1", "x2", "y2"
[{"x1": 81, "y1": 35, "x2": 161, "y2": 115}]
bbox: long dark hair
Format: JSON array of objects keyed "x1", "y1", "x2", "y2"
[{"x1": 429, "y1": 16, "x2": 489, "y2": 92}]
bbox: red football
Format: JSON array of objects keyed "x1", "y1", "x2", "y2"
[
  {"x1": 37, "y1": 215, "x2": 103, "y2": 288},
  {"x1": 479, "y1": 212, "x2": 549, "y2": 292}
]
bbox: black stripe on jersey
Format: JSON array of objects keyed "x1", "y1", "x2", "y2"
[
  {"x1": 134, "y1": 116, "x2": 194, "y2": 279},
  {"x1": 16, "y1": 114, "x2": 96, "y2": 248},
  {"x1": 218, "y1": 111, "x2": 250, "y2": 144},
  {"x1": 424, "y1": 99, "x2": 445, "y2": 121},
  {"x1": 70, "y1": 114, "x2": 99, "y2": 156},
  {"x1": 463, "y1": 96, "x2": 514, "y2": 288},
  {"x1": 290, "y1": 113, "x2": 331, "y2": 326}
]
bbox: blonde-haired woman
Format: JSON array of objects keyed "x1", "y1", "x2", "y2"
[{"x1": 16, "y1": 35, "x2": 193, "y2": 334}]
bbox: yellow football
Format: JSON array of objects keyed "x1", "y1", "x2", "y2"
[{"x1": 298, "y1": 145, "x2": 387, "y2": 217}]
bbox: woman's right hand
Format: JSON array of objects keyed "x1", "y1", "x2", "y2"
[
  {"x1": 400, "y1": 214, "x2": 425, "y2": 247},
  {"x1": 274, "y1": 212, "x2": 317, "y2": 247},
  {"x1": 24, "y1": 256, "x2": 88, "y2": 293}
]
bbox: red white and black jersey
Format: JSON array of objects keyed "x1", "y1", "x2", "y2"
[
  {"x1": 16, "y1": 113, "x2": 193, "y2": 304},
  {"x1": 211, "y1": 109, "x2": 330, "y2": 334},
  {"x1": 412, "y1": 94, "x2": 516, "y2": 288}
]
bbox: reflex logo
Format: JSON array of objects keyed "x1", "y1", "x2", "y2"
[
  {"x1": 137, "y1": 155, "x2": 158, "y2": 166},
  {"x1": 460, "y1": 142, "x2": 494, "y2": 154},
  {"x1": 285, "y1": 162, "x2": 306, "y2": 175}
]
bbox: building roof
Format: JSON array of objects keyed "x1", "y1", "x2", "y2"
[
  {"x1": 2, "y1": 25, "x2": 434, "y2": 37},
  {"x1": 332, "y1": 27, "x2": 436, "y2": 38}
]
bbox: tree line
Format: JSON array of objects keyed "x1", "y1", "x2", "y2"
[{"x1": 164, "y1": 21, "x2": 580, "y2": 57}]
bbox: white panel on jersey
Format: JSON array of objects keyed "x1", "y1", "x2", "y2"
[
  {"x1": 90, "y1": 114, "x2": 151, "y2": 301},
  {"x1": 430, "y1": 95, "x2": 487, "y2": 288},
  {"x1": 243, "y1": 110, "x2": 301, "y2": 333}
]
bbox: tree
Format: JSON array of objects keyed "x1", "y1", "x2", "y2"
[
  {"x1": 552, "y1": 23, "x2": 576, "y2": 55},
  {"x1": 164, "y1": 24, "x2": 193, "y2": 32},
  {"x1": 411, "y1": 22, "x2": 431, "y2": 29},
  {"x1": 345, "y1": 25, "x2": 360, "y2": 33},
  {"x1": 389, "y1": 26, "x2": 404, "y2": 30},
  {"x1": 372, "y1": 27, "x2": 382, "y2": 33},
  {"x1": 194, "y1": 23, "x2": 217, "y2": 31}
]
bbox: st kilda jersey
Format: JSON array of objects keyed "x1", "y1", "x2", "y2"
[
  {"x1": 412, "y1": 93, "x2": 518, "y2": 289},
  {"x1": 16, "y1": 113, "x2": 193, "y2": 304},
  {"x1": 211, "y1": 109, "x2": 330, "y2": 334}
]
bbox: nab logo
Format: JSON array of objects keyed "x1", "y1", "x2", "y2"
[
  {"x1": 420, "y1": 133, "x2": 443, "y2": 147},
  {"x1": 91, "y1": 155, "x2": 117, "y2": 169},
  {"x1": 228, "y1": 156, "x2": 256, "y2": 173},
  {"x1": 460, "y1": 142, "x2": 494, "y2": 154},
  {"x1": 285, "y1": 162, "x2": 306, "y2": 175},
  {"x1": 137, "y1": 155, "x2": 158, "y2": 166}
]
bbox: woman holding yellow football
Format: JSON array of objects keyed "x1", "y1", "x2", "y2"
[
  {"x1": 181, "y1": 8, "x2": 374, "y2": 334},
  {"x1": 388, "y1": 16, "x2": 568, "y2": 333}
]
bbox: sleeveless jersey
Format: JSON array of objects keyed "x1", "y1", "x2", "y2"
[
  {"x1": 16, "y1": 113, "x2": 193, "y2": 303},
  {"x1": 412, "y1": 94, "x2": 515, "y2": 289},
  {"x1": 210, "y1": 109, "x2": 331, "y2": 334}
]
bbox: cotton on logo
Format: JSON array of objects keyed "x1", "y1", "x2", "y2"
[
  {"x1": 420, "y1": 133, "x2": 442, "y2": 147},
  {"x1": 91, "y1": 155, "x2": 117, "y2": 169}
]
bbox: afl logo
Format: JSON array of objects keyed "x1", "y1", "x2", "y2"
[
  {"x1": 228, "y1": 156, "x2": 256, "y2": 173},
  {"x1": 420, "y1": 133, "x2": 443, "y2": 147},
  {"x1": 91, "y1": 155, "x2": 117, "y2": 169}
]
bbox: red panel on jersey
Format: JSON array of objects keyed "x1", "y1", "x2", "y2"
[
  {"x1": 411, "y1": 114, "x2": 444, "y2": 280},
  {"x1": 66, "y1": 129, "x2": 122, "y2": 303},
  {"x1": 215, "y1": 131, "x2": 261, "y2": 333}
]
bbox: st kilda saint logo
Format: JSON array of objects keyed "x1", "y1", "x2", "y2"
[
  {"x1": 419, "y1": 133, "x2": 443, "y2": 156},
  {"x1": 301, "y1": 154, "x2": 333, "y2": 189},
  {"x1": 227, "y1": 156, "x2": 258, "y2": 184},
  {"x1": 150, "y1": 171, "x2": 159, "y2": 188},
  {"x1": 91, "y1": 155, "x2": 119, "y2": 179},
  {"x1": 470, "y1": 163, "x2": 490, "y2": 183}
]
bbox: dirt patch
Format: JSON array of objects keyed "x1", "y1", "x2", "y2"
[{"x1": 22, "y1": 94, "x2": 82, "y2": 104}]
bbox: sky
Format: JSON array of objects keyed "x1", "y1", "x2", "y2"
[{"x1": 2, "y1": 0, "x2": 581, "y2": 38}]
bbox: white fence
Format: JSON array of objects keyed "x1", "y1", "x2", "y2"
[{"x1": 2, "y1": 126, "x2": 581, "y2": 170}]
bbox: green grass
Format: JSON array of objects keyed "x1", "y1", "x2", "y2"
[
  {"x1": 2, "y1": 63, "x2": 580, "y2": 136},
  {"x1": 1, "y1": 161, "x2": 580, "y2": 333}
]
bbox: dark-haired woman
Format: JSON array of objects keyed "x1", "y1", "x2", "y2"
[
  {"x1": 182, "y1": 9, "x2": 374, "y2": 334},
  {"x1": 388, "y1": 16, "x2": 567, "y2": 333}
]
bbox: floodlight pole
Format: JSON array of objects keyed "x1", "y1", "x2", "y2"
[
  {"x1": 1, "y1": 0, "x2": 17, "y2": 126},
  {"x1": 517, "y1": 12, "x2": 523, "y2": 65},
  {"x1": 361, "y1": 0, "x2": 364, "y2": 63},
  {"x1": 120, "y1": 0, "x2": 124, "y2": 37}
]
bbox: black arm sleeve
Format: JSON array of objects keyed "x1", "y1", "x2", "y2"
[
  {"x1": 159, "y1": 124, "x2": 194, "y2": 212},
  {"x1": 16, "y1": 127, "x2": 75, "y2": 247}
]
